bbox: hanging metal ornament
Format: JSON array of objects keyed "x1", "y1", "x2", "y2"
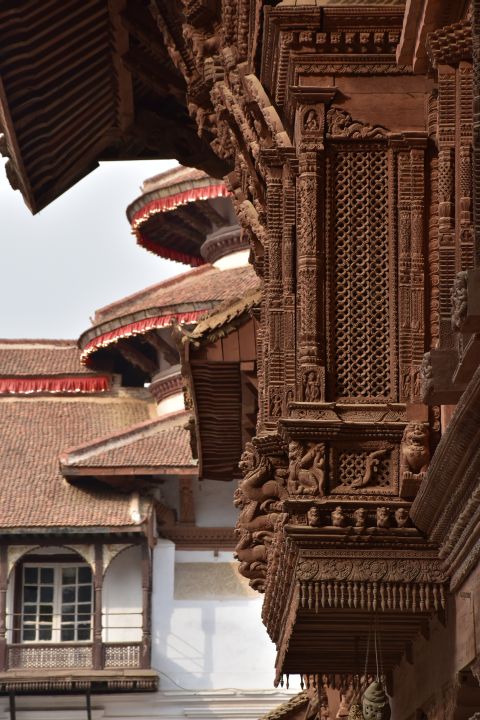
[
  {"x1": 359, "y1": 613, "x2": 391, "y2": 720},
  {"x1": 361, "y1": 681, "x2": 391, "y2": 720}
]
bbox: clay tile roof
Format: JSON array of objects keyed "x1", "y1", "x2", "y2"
[
  {"x1": 0, "y1": 340, "x2": 91, "y2": 376},
  {"x1": 61, "y1": 411, "x2": 196, "y2": 474},
  {"x1": 78, "y1": 265, "x2": 260, "y2": 363},
  {"x1": 0, "y1": 392, "x2": 155, "y2": 530},
  {"x1": 141, "y1": 165, "x2": 210, "y2": 193},
  {"x1": 258, "y1": 692, "x2": 309, "y2": 720},
  {"x1": 191, "y1": 288, "x2": 262, "y2": 341}
]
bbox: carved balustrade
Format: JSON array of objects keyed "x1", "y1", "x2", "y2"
[{"x1": 6, "y1": 642, "x2": 142, "y2": 671}]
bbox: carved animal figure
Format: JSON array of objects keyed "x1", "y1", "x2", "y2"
[
  {"x1": 394, "y1": 507, "x2": 409, "y2": 528},
  {"x1": 307, "y1": 505, "x2": 322, "y2": 527},
  {"x1": 238, "y1": 442, "x2": 282, "y2": 502},
  {"x1": 376, "y1": 507, "x2": 391, "y2": 529},
  {"x1": 233, "y1": 488, "x2": 280, "y2": 534},
  {"x1": 233, "y1": 528, "x2": 267, "y2": 591},
  {"x1": 331, "y1": 506, "x2": 347, "y2": 527},
  {"x1": 353, "y1": 507, "x2": 367, "y2": 528},
  {"x1": 287, "y1": 442, "x2": 325, "y2": 496},
  {"x1": 401, "y1": 422, "x2": 430, "y2": 476},
  {"x1": 351, "y1": 447, "x2": 392, "y2": 489}
]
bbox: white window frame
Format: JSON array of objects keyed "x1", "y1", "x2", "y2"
[{"x1": 20, "y1": 563, "x2": 93, "y2": 644}]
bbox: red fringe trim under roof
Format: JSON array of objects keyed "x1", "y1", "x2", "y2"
[
  {"x1": 81, "y1": 311, "x2": 204, "y2": 365},
  {"x1": 131, "y1": 184, "x2": 229, "y2": 266},
  {"x1": 0, "y1": 376, "x2": 110, "y2": 395}
]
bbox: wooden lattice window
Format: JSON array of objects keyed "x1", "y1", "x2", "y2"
[
  {"x1": 20, "y1": 564, "x2": 92, "y2": 643},
  {"x1": 330, "y1": 148, "x2": 392, "y2": 400}
]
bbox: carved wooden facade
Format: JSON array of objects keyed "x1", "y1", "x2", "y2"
[{"x1": 142, "y1": 0, "x2": 480, "y2": 712}]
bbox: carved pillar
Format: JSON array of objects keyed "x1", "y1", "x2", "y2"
[
  {"x1": 179, "y1": 477, "x2": 196, "y2": 524},
  {"x1": 93, "y1": 543, "x2": 103, "y2": 670},
  {"x1": 458, "y1": 62, "x2": 474, "y2": 270},
  {"x1": 282, "y1": 157, "x2": 297, "y2": 406},
  {"x1": 473, "y1": 0, "x2": 480, "y2": 265},
  {"x1": 0, "y1": 546, "x2": 7, "y2": 672},
  {"x1": 141, "y1": 542, "x2": 152, "y2": 669},
  {"x1": 265, "y1": 160, "x2": 285, "y2": 421},
  {"x1": 437, "y1": 64, "x2": 457, "y2": 346},
  {"x1": 292, "y1": 89, "x2": 336, "y2": 401},
  {"x1": 398, "y1": 140, "x2": 427, "y2": 401}
]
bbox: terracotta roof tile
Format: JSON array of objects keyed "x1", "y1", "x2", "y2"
[
  {"x1": 92, "y1": 265, "x2": 259, "y2": 326},
  {"x1": 0, "y1": 393, "x2": 155, "y2": 529},
  {"x1": 0, "y1": 340, "x2": 91, "y2": 376},
  {"x1": 141, "y1": 165, "x2": 209, "y2": 193},
  {"x1": 259, "y1": 692, "x2": 309, "y2": 720},
  {"x1": 61, "y1": 412, "x2": 196, "y2": 471}
]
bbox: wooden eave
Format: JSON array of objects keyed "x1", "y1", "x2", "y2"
[
  {"x1": 410, "y1": 363, "x2": 480, "y2": 590},
  {"x1": 0, "y1": 668, "x2": 158, "y2": 695}
]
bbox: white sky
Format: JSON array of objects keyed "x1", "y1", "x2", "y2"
[{"x1": 0, "y1": 158, "x2": 181, "y2": 339}]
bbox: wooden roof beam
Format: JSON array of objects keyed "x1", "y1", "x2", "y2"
[
  {"x1": 143, "y1": 330, "x2": 178, "y2": 366},
  {"x1": 116, "y1": 339, "x2": 157, "y2": 375},
  {"x1": 108, "y1": 0, "x2": 134, "y2": 134}
]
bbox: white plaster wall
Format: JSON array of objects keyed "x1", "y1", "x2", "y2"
[
  {"x1": 213, "y1": 248, "x2": 250, "y2": 270},
  {"x1": 156, "y1": 391, "x2": 185, "y2": 417},
  {"x1": 151, "y1": 542, "x2": 278, "y2": 690},
  {"x1": 193, "y1": 479, "x2": 239, "y2": 527},
  {"x1": 102, "y1": 545, "x2": 142, "y2": 642}
]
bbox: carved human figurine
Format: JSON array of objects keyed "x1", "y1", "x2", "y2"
[
  {"x1": 353, "y1": 507, "x2": 367, "y2": 529},
  {"x1": 304, "y1": 370, "x2": 321, "y2": 402},
  {"x1": 287, "y1": 441, "x2": 325, "y2": 496},
  {"x1": 336, "y1": 694, "x2": 351, "y2": 718},
  {"x1": 320, "y1": 697, "x2": 332, "y2": 720},
  {"x1": 331, "y1": 506, "x2": 347, "y2": 527},
  {"x1": 307, "y1": 505, "x2": 322, "y2": 527},
  {"x1": 394, "y1": 507, "x2": 409, "y2": 528},
  {"x1": 376, "y1": 507, "x2": 391, "y2": 529},
  {"x1": 401, "y1": 422, "x2": 430, "y2": 478},
  {"x1": 351, "y1": 448, "x2": 392, "y2": 489},
  {"x1": 362, "y1": 681, "x2": 391, "y2": 720}
]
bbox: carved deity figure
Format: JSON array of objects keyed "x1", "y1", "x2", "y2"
[
  {"x1": 394, "y1": 507, "x2": 409, "y2": 528},
  {"x1": 307, "y1": 505, "x2": 322, "y2": 527},
  {"x1": 353, "y1": 507, "x2": 367, "y2": 528},
  {"x1": 451, "y1": 270, "x2": 468, "y2": 331},
  {"x1": 351, "y1": 447, "x2": 392, "y2": 489},
  {"x1": 362, "y1": 681, "x2": 391, "y2": 720},
  {"x1": 331, "y1": 506, "x2": 347, "y2": 527},
  {"x1": 401, "y1": 422, "x2": 430, "y2": 478},
  {"x1": 376, "y1": 507, "x2": 391, "y2": 529},
  {"x1": 303, "y1": 109, "x2": 320, "y2": 132},
  {"x1": 287, "y1": 442, "x2": 325, "y2": 496},
  {"x1": 304, "y1": 370, "x2": 322, "y2": 402},
  {"x1": 420, "y1": 352, "x2": 433, "y2": 400}
]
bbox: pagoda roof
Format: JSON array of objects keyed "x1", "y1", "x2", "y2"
[
  {"x1": 0, "y1": 339, "x2": 110, "y2": 394},
  {"x1": 79, "y1": 264, "x2": 259, "y2": 365},
  {"x1": 127, "y1": 165, "x2": 231, "y2": 266},
  {"x1": 61, "y1": 410, "x2": 196, "y2": 478},
  {"x1": 0, "y1": 3, "x2": 226, "y2": 213},
  {"x1": 0, "y1": 388, "x2": 155, "y2": 531}
]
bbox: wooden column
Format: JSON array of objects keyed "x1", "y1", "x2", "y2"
[
  {"x1": 141, "y1": 542, "x2": 152, "y2": 669},
  {"x1": 292, "y1": 87, "x2": 336, "y2": 402},
  {"x1": 93, "y1": 543, "x2": 103, "y2": 670},
  {"x1": 0, "y1": 546, "x2": 7, "y2": 671}
]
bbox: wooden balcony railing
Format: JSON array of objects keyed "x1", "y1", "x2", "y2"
[{"x1": 6, "y1": 642, "x2": 142, "y2": 671}]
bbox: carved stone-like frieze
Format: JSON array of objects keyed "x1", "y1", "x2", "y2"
[{"x1": 288, "y1": 402, "x2": 407, "y2": 423}]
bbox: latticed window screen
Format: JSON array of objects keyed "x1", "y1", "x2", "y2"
[
  {"x1": 332, "y1": 149, "x2": 391, "y2": 399},
  {"x1": 21, "y1": 564, "x2": 92, "y2": 643}
]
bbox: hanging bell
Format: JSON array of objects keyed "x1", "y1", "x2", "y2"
[
  {"x1": 347, "y1": 704, "x2": 364, "y2": 720},
  {"x1": 361, "y1": 681, "x2": 391, "y2": 720}
]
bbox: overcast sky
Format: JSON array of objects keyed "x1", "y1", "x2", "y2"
[{"x1": 0, "y1": 158, "x2": 181, "y2": 339}]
